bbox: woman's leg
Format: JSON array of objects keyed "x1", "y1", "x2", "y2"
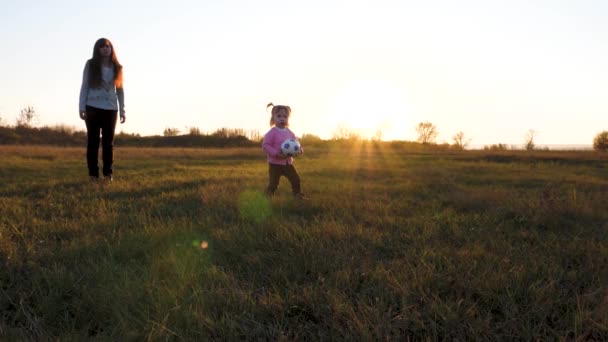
[
  {"x1": 100, "y1": 109, "x2": 118, "y2": 177},
  {"x1": 84, "y1": 106, "x2": 101, "y2": 178}
]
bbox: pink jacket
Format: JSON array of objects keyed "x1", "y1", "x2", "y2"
[{"x1": 262, "y1": 126, "x2": 299, "y2": 165}]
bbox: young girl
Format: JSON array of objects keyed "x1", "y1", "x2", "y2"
[
  {"x1": 262, "y1": 103, "x2": 306, "y2": 199},
  {"x1": 79, "y1": 38, "x2": 126, "y2": 182}
]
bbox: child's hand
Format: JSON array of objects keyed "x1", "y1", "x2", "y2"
[{"x1": 277, "y1": 151, "x2": 288, "y2": 159}]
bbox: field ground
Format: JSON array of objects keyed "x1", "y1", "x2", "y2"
[{"x1": 1, "y1": 144, "x2": 608, "y2": 340}]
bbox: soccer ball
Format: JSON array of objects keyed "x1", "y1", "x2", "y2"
[{"x1": 281, "y1": 138, "x2": 302, "y2": 156}]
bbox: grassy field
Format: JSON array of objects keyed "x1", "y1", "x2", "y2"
[{"x1": 1, "y1": 143, "x2": 608, "y2": 340}]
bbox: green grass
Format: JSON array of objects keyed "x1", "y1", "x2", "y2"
[{"x1": 1, "y1": 144, "x2": 608, "y2": 340}]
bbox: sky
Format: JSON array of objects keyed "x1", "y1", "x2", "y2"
[{"x1": 1, "y1": 0, "x2": 607, "y2": 145}]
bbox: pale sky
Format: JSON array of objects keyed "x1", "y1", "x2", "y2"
[{"x1": 1, "y1": 0, "x2": 606, "y2": 145}]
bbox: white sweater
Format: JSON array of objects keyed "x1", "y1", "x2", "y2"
[{"x1": 79, "y1": 60, "x2": 125, "y2": 115}]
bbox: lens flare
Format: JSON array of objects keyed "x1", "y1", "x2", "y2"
[
  {"x1": 238, "y1": 190, "x2": 272, "y2": 223},
  {"x1": 191, "y1": 239, "x2": 210, "y2": 250}
]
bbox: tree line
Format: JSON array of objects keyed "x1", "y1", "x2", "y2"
[
  {"x1": 0, "y1": 106, "x2": 262, "y2": 147},
  {"x1": 411, "y1": 121, "x2": 608, "y2": 152},
  {"x1": 1, "y1": 106, "x2": 607, "y2": 151}
]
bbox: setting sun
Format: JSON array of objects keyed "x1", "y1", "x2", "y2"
[{"x1": 326, "y1": 77, "x2": 414, "y2": 141}]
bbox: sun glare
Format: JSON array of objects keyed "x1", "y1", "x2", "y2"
[{"x1": 328, "y1": 78, "x2": 412, "y2": 140}]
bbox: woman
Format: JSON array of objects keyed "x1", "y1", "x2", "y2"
[{"x1": 79, "y1": 38, "x2": 126, "y2": 182}]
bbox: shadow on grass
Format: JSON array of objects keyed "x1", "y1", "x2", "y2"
[{"x1": 1, "y1": 227, "x2": 215, "y2": 340}]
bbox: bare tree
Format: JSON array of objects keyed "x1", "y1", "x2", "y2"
[
  {"x1": 593, "y1": 131, "x2": 608, "y2": 152},
  {"x1": 332, "y1": 124, "x2": 349, "y2": 140},
  {"x1": 188, "y1": 126, "x2": 201, "y2": 136},
  {"x1": 484, "y1": 143, "x2": 509, "y2": 151},
  {"x1": 524, "y1": 129, "x2": 536, "y2": 151},
  {"x1": 371, "y1": 130, "x2": 383, "y2": 142},
  {"x1": 248, "y1": 129, "x2": 262, "y2": 141},
  {"x1": 16, "y1": 106, "x2": 38, "y2": 127},
  {"x1": 452, "y1": 131, "x2": 471, "y2": 150},
  {"x1": 163, "y1": 127, "x2": 180, "y2": 136},
  {"x1": 332, "y1": 124, "x2": 361, "y2": 141},
  {"x1": 301, "y1": 133, "x2": 321, "y2": 144},
  {"x1": 212, "y1": 127, "x2": 247, "y2": 138},
  {"x1": 415, "y1": 121, "x2": 438, "y2": 144}
]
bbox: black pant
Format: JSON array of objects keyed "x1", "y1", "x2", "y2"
[
  {"x1": 266, "y1": 163, "x2": 301, "y2": 195},
  {"x1": 85, "y1": 106, "x2": 117, "y2": 177}
]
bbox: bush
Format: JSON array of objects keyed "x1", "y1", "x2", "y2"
[
  {"x1": 300, "y1": 133, "x2": 322, "y2": 144},
  {"x1": 483, "y1": 143, "x2": 509, "y2": 151},
  {"x1": 593, "y1": 131, "x2": 608, "y2": 152}
]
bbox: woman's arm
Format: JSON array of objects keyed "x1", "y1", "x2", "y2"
[
  {"x1": 117, "y1": 86, "x2": 125, "y2": 122},
  {"x1": 78, "y1": 61, "x2": 90, "y2": 117}
]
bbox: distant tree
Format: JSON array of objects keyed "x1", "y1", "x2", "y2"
[
  {"x1": 16, "y1": 106, "x2": 38, "y2": 128},
  {"x1": 483, "y1": 143, "x2": 509, "y2": 151},
  {"x1": 188, "y1": 126, "x2": 201, "y2": 136},
  {"x1": 212, "y1": 127, "x2": 229, "y2": 138},
  {"x1": 300, "y1": 133, "x2": 321, "y2": 143},
  {"x1": 593, "y1": 131, "x2": 608, "y2": 152},
  {"x1": 212, "y1": 127, "x2": 247, "y2": 139},
  {"x1": 524, "y1": 129, "x2": 536, "y2": 151},
  {"x1": 415, "y1": 121, "x2": 438, "y2": 144},
  {"x1": 50, "y1": 124, "x2": 76, "y2": 134},
  {"x1": 248, "y1": 129, "x2": 262, "y2": 141},
  {"x1": 231, "y1": 128, "x2": 247, "y2": 138},
  {"x1": 371, "y1": 130, "x2": 383, "y2": 142},
  {"x1": 331, "y1": 124, "x2": 361, "y2": 141},
  {"x1": 332, "y1": 124, "x2": 351, "y2": 140},
  {"x1": 163, "y1": 127, "x2": 180, "y2": 136},
  {"x1": 452, "y1": 131, "x2": 471, "y2": 150}
]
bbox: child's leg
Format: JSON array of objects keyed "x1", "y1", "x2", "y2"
[
  {"x1": 284, "y1": 164, "x2": 301, "y2": 195},
  {"x1": 265, "y1": 164, "x2": 282, "y2": 196}
]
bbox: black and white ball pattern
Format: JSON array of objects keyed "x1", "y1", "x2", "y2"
[{"x1": 281, "y1": 138, "x2": 302, "y2": 156}]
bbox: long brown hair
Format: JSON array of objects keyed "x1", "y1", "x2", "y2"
[
  {"x1": 266, "y1": 102, "x2": 291, "y2": 127},
  {"x1": 88, "y1": 38, "x2": 123, "y2": 89}
]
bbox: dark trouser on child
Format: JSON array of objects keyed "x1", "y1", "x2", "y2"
[
  {"x1": 85, "y1": 105, "x2": 117, "y2": 180},
  {"x1": 266, "y1": 163, "x2": 304, "y2": 198}
]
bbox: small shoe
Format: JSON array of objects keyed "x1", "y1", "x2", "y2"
[
  {"x1": 104, "y1": 175, "x2": 113, "y2": 183},
  {"x1": 89, "y1": 176, "x2": 99, "y2": 183},
  {"x1": 294, "y1": 193, "x2": 308, "y2": 200}
]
